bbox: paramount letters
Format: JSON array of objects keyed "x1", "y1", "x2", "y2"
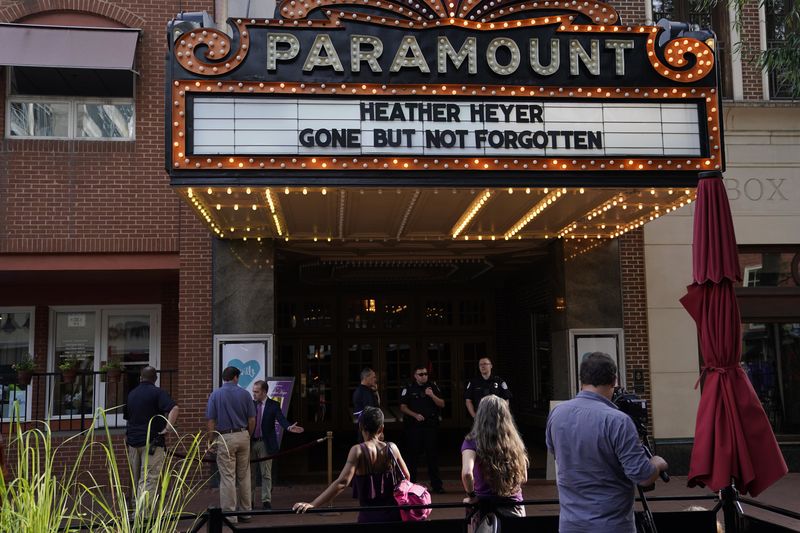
[{"x1": 267, "y1": 33, "x2": 635, "y2": 77}]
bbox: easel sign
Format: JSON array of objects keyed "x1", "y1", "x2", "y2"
[
  {"x1": 213, "y1": 334, "x2": 273, "y2": 394},
  {"x1": 568, "y1": 329, "x2": 625, "y2": 397}
]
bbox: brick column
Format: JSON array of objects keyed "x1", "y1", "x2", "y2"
[
  {"x1": 619, "y1": 228, "x2": 653, "y2": 416},
  {"x1": 178, "y1": 204, "x2": 214, "y2": 432}
]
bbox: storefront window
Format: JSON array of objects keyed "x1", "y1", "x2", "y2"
[
  {"x1": 0, "y1": 309, "x2": 34, "y2": 420},
  {"x1": 49, "y1": 306, "x2": 160, "y2": 420},
  {"x1": 738, "y1": 251, "x2": 800, "y2": 287},
  {"x1": 0, "y1": 309, "x2": 33, "y2": 371},
  {"x1": 6, "y1": 67, "x2": 135, "y2": 140},
  {"x1": 742, "y1": 322, "x2": 800, "y2": 434}
]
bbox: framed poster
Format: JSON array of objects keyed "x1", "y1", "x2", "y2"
[
  {"x1": 265, "y1": 377, "x2": 295, "y2": 447},
  {"x1": 212, "y1": 334, "x2": 273, "y2": 394},
  {"x1": 568, "y1": 329, "x2": 625, "y2": 397}
]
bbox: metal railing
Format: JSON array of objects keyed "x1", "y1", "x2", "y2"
[{"x1": 0, "y1": 369, "x2": 177, "y2": 431}]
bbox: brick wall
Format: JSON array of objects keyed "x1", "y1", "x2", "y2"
[
  {"x1": 0, "y1": 0, "x2": 215, "y2": 438},
  {"x1": 738, "y1": 1, "x2": 765, "y2": 99},
  {"x1": 619, "y1": 228, "x2": 653, "y2": 427},
  {"x1": 178, "y1": 204, "x2": 214, "y2": 430}
]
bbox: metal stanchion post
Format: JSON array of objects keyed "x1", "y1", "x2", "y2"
[
  {"x1": 327, "y1": 431, "x2": 333, "y2": 487},
  {"x1": 319, "y1": 431, "x2": 341, "y2": 516}
]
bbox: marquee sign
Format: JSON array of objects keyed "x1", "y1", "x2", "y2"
[{"x1": 167, "y1": 0, "x2": 724, "y2": 185}]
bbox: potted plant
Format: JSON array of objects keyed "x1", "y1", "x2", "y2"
[
  {"x1": 59, "y1": 358, "x2": 80, "y2": 384},
  {"x1": 100, "y1": 358, "x2": 123, "y2": 383},
  {"x1": 12, "y1": 354, "x2": 35, "y2": 387}
]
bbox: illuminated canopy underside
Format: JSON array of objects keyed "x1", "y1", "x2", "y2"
[{"x1": 182, "y1": 185, "x2": 694, "y2": 257}]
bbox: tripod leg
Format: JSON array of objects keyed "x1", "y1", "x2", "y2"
[{"x1": 637, "y1": 485, "x2": 658, "y2": 533}]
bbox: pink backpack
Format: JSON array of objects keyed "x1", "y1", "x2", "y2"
[{"x1": 388, "y1": 446, "x2": 432, "y2": 521}]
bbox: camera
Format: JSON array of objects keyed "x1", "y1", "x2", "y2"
[{"x1": 612, "y1": 387, "x2": 649, "y2": 439}]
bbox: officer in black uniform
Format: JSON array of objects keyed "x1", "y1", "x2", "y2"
[
  {"x1": 400, "y1": 364, "x2": 445, "y2": 493},
  {"x1": 465, "y1": 356, "x2": 511, "y2": 418}
]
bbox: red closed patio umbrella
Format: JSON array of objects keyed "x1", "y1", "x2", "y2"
[{"x1": 680, "y1": 176, "x2": 787, "y2": 497}]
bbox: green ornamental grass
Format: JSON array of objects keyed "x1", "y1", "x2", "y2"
[{"x1": 0, "y1": 403, "x2": 208, "y2": 533}]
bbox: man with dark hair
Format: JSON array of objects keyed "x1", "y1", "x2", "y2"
[
  {"x1": 250, "y1": 379, "x2": 304, "y2": 510},
  {"x1": 546, "y1": 352, "x2": 669, "y2": 532},
  {"x1": 352, "y1": 367, "x2": 379, "y2": 441},
  {"x1": 206, "y1": 366, "x2": 256, "y2": 524},
  {"x1": 124, "y1": 365, "x2": 178, "y2": 500},
  {"x1": 465, "y1": 356, "x2": 511, "y2": 418},
  {"x1": 400, "y1": 364, "x2": 445, "y2": 493}
]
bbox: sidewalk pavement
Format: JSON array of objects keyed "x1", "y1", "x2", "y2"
[{"x1": 183, "y1": 473, "x2": 800, "y2": 531}]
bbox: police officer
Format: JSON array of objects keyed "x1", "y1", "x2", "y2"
[
  {"x1": 400, "y1": 364, "x2": 445, "y2": 493},
  {"x1": 465, "y1": 356, "x2": 511, "y2": 418}
]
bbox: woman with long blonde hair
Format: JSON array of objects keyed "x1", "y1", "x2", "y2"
[{"x1": 461, "y1": 395, "x2": 528, "y2": 530}]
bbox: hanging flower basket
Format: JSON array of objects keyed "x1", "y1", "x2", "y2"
[
  {"x1": 16, "y1": 370, "x2": 33, "y2": 387},
  {"x1": 61, "y1": 367, "x2": 78, "y2": 384},
  {"x1": 13, "y1": 354, "x2": 36, "y2": 387},
  {"x1": 104, "y1": 367, "x2": 122, "y2": 383}
]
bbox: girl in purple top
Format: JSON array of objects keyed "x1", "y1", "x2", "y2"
[
  {"x1": 293, "y1": 407, "x2": 409, "y2": 523},
  {"x1": 461, "y1": 395, "x2": 528, "y2": 531}
]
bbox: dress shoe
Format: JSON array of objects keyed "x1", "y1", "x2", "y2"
[{"x1": 262, "y1": 501, "x2": 272, "y2": 510}]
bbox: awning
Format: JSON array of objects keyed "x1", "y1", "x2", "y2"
[{"x1": 0, "y1": 23, "x2": 139, "y2": 70}]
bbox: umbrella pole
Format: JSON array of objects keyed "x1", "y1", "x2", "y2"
[{"x1": 720, "y1": 483, "x2": 743, "y2": 533}]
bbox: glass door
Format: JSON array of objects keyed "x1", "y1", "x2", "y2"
[
  {"x1": 100, "y1": 309, "x2": 160, "y2": 425},
  {"x1": 423, "y1": 340, "x2": 454, "y2": 424},
  {"x1": 384, "y1": 340, "x2": 413, "y2": 423},
  {"x1": 51, "y1": 310, "x2": 98, "y2": 419},
  {"x1": 299, "y1": 341, "x2": 335, "y2": 428},
  {"x1": 344, "y1": 340, "x2": 378, "y2": 423}
]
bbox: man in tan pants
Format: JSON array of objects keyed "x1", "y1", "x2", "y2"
[
  {"x1": 207, "y1": 366, "x2": 256, "y2": 524},
  {"x1": 124, "y1": 366, "x2": 179, "y2": 501}
]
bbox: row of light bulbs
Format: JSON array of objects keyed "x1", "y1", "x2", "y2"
[{"x1": 186, "y1": 186, "x2": 696, "y2": 241}]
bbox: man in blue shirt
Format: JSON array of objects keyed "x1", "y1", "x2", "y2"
[
  {"x1": 546, "y1": 352, "x2": 668, "y2": 533},
  {"x1": 124, "y1": 366, "x2": 178, "y2": 500},
  {"x1": 207, "y1": 366, "x2": 256, "y2": 524}
]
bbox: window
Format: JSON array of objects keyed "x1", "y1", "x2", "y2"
[
  {"x1": 6, "y1": 67, "x2": 135, "y2": 139},
  {"x1": 49, "y1": 306, "x2": 160, "y2": 422},
  {"x1": 0, "y1": 308, "x2": 35, "y2": 420},
  {"x1": 651, "y1": 0, "x2": 733, "y2": 99},
  {"x1": 742, "y1": 322, "x2": 800, "y2": 434},
  {"x1": 738, "y1": 251, "x2": 799, "y2": 288},
  {"x1": 0, "y1": 308, "x2": 34, "y2": 371},
  {"x1": 765, "y1": 0, "x2": 798, "y2": 99}
]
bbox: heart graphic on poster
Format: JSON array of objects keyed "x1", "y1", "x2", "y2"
[{"x1": 229, "y1": 359, "x2": 261, "y2": 388}]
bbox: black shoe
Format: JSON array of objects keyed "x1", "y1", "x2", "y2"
[
  {"x1": 262, "y1": 501, "x2": 272, "y2": 510},
  {"x1": 433, "y1": 487, "x2": 446, "y2": 494}
]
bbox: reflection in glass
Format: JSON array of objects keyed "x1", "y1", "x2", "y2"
[
  {"x1": 10, "y1": 102, "x2": 69, "y2": 137},
  {"x1": 426, "y1": 342, "x2": 452, "y2": 419},
  {"x1": 424, "y1": 301, "x2": 452, "y2": 326},
  {"x1": 739, "y1": 252, "x2": 799, "y2": 287},
  {"x1": 53, "y1": 312, "x2": 96, "y2": 416},
  {"x1": 346, "y1": 298, "x2": 377, "y2": 329},
  {"x1": 383, "y1": 301, "x2": 409, "y2": 329},
  {"x1": 304, "y1": 344, "x2": 332, "y2": 423},
  {"x1": 106, "y1": 314, "x2": 150, "y2": 407},
  {"x1": 385, "y1": 343, "x2": 411, "y2": 413},
  {"x1": 0, "y1": 311, "x2": 32, "y2": 369},
  {"x1": 77, "y1": 103, "x2": 134, "y2": 138},
  {"x1": 742, "y1": 322, "x2": 800, "y2": 434}
]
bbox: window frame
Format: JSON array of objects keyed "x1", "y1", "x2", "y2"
[
  {"x1": 0, "y1": 307, "x2": 36, "y2": 421},
  {"x1": 5, "y1": 68, "x2": 136, "y2": 141},
  {"x1": 47, "y1": 304, "x2": 161, "y2": 423}
]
